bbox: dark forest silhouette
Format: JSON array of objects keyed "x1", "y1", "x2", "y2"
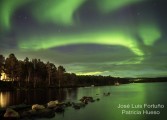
[{"x1": 0, "y1": 53, "x2": 131, "y2": 90}]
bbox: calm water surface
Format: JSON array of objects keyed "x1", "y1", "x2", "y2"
[{"x1": 0, "y1": 83, "x2": 167, "y2": 120}]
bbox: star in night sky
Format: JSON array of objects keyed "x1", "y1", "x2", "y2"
[{"x1": 0, "y1": 0, "x2": 167, "y2": 77}]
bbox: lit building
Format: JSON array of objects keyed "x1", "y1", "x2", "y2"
[{"x1": 0, "y1": 71, "x2": 9, "y2": 81}]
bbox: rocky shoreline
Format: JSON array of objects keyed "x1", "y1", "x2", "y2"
[{"x1": 0, "y1": 94, "x2": 111, "y2": 119}]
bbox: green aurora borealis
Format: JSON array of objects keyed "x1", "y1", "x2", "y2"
[{"x1": 0, "y1": 0, "x2": 167, "y2": 77}]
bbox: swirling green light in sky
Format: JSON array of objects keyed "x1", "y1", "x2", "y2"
[
  {"x1": 32, "y1": 0, "x2": 144, "y2": 24},
  {"x1": 18, "y1": 21, "x2": 161, "y2": 58},
  {"x1": 31, "y1": 0, "x2": 85, "y2": 26},
  {"x1": 0, "y1": 0, "x2": 77, "y2": 30},
  {"x1": 0, "y1": 0, "x2": 145, "y2": 29},
  {"x1": 18, "y1": 30, "x2": 144, "y2": 57},
  {"x1": 0, "y1": 0, "x2": 85, "y2": 29},
  {"x1": 138, "y1": 23, "x2": 161, "y2": 46},
  {"x1": 0, "y1": 0, "x2": 30, "y2": 30}
]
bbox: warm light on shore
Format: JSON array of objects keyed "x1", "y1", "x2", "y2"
[
  {"x1": 0, "y1": 73, "x2": 6, "y2": 80},
  {"x1": 0, "y1": 72, "x2": 10, "y2": 81}
]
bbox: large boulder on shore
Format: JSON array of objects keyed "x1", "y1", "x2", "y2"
[
  {"x1": 47, "y1": 100, "x2": 59, "y2": 108},
  {"x1": 32, "y1": 104, "x2": 45, "y2": 110},
  {"x1": 4, "y1": 108, "x2": 20, "y2": 118}
]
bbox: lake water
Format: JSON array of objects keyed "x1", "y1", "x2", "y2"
[{"x1": 0, "y1": 83, "x2": 167, "y2": 120}]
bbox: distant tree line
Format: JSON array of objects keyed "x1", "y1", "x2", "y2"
[
  {"x1": 130, "y1": 78, "x2": 167, "y2": 83},
  {"x1": 0, "y1": 53, "x2": 130, "y2": 89},
  {"x1": 77, "y1": 75, "x2": 129, "y2": 86}
]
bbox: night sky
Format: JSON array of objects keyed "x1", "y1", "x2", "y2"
[{"x1": 0, "y1": 0, "x2": 167, "y2": 77}]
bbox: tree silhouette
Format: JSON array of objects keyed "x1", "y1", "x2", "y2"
[
  {"x1": 46, "y1": 62, "x2": 57, "y2": 86},
  {"x1": 5, "y1": 53, "x2": 18, "y2": 83},
  {"x1": 58, "y1": 66, "x2": 66, "y2": 88},
  {"x1": 0, "y1": 55, "x2": 5, "y2": 78},
  {"x1": 16, "y1": 60, "x2": 25, "y2": 87},
  {"x1": 24, "y1": 57, "x2": 33, "y2": 87},
  {"x1": 32, "y1": 59, "x2": 38, "y2": 88}
]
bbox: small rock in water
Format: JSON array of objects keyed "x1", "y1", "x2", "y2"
[
  {"x1": 54, "y1": 106, "x2": 65, "y2": 113},
  {"x1": 73, "y1": 102, "x2": 86, "y2": 110},
  {"x1": 103, "y1": 92, "x2": 111, "y2": 96},
  {"x1": 73, "y1": 104, "x2": 81, "y2": 110},
  {"x1": 80, "y1": 96, "x2": 94, "y2": 103},
  {"x1": 65, "y1": 101, "x2": 72, "y2": 107}
]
